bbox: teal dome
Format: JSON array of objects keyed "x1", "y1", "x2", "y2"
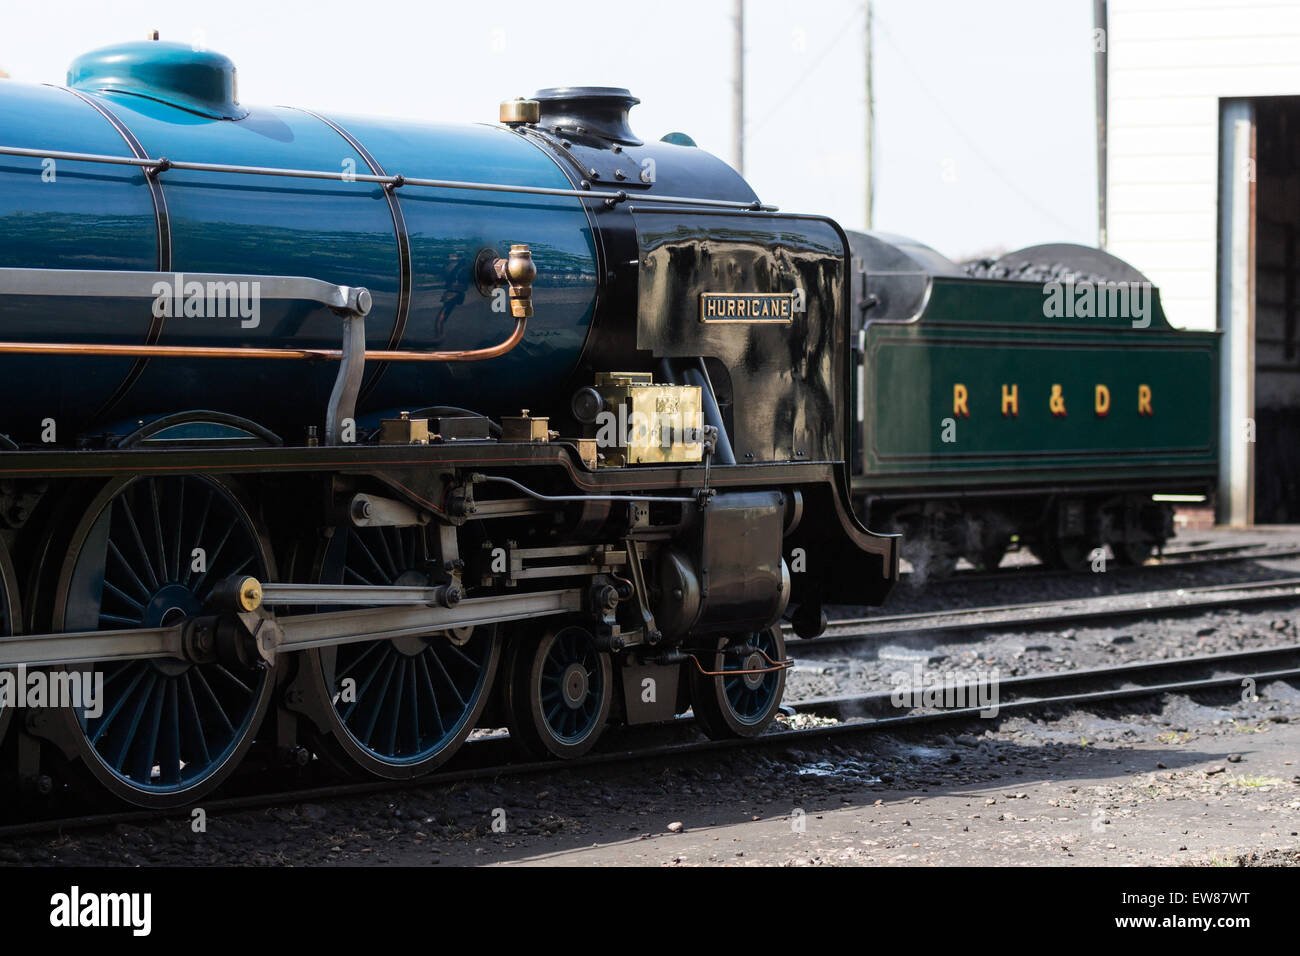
[{"x1": 68, "y1": 40, "x2": 246, "y2": 120}]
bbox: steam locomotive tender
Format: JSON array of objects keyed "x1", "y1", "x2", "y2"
[
  {"x1": 0, "y1": 42, "x2": 896, "y2": 807},
  {"x1": 845, "y1": 232, "x2": 1219, "y2": 577}
]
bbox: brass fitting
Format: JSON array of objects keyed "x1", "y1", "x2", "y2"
[
  {"x1": 237, "y1": 577, "x2": 263, "y2": 612},
  {"x1": 206, "y1": 574, "x2": 264, "y2": 614},
  {"x1": 479, "y1": 243, "x2": 537, "y2": 319},
  {"x1": 499, "y1": 98, "x2": 540, "y2": 126}
]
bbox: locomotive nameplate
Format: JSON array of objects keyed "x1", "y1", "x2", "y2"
[{"x1": 699, "y1": 292, "x2": 796, "y2": 324}]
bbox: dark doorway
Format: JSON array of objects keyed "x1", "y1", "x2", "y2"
[{"x1": 1254, "y1": 97, "x2": 1300, "y2": 522}]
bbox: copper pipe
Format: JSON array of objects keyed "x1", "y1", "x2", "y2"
[
  {"x1": 367, "y1": 315, "x2": 527, "y2": 361},
  {"x1": 686, "y1": 648, "x2": 794, "y2": 678},
  {"x1": 0, "y1": 316, "x2": 527, "y2": 363}
]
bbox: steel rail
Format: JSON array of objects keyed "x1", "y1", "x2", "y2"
[
  {"x1": 788, "y1": 576, "x2": 1300, "y2": 650},
  {"x1": 791, "y1": 642, "x2": 1300, "y2": 718},
  {"x1": 3, "y1": 643, "x2": 1296, "y2": 838},
  {"x1": 920, "y1": 540, "x2": 1300, "y2": 586}
]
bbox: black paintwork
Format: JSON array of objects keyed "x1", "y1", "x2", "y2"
[{"x1": 631, "y1": 209, "x2": 843, "y2": 464}]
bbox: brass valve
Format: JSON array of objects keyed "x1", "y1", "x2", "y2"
[
  {"x1": 499, "y1": 98, "x2": 540, "y2": 126},
  {"x1": 478, "y1": 243, "x2": 537, "y2": 319}
]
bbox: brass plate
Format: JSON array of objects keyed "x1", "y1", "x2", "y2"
[{"x1": 699, "y1": 292, "x2": 796, "y2": 324}]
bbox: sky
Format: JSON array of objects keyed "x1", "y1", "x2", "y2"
[{"x1": 0, "y1": 0, "x2": 1099, "y2": 261}]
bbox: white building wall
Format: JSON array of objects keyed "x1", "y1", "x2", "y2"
[{"x1": 1107, "y1": 0, "x2": 1300, "y2": 331}]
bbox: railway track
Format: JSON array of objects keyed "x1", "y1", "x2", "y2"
[
  {"x1": 917, "y1": 538, "x2": 1300, "y2": 585},
  {"x1": 3, "y1": 642, "x2": 1296, "y2": 842},
  {"x1": 796, "y1": 576, "x2": 1300, "y2": 651}
]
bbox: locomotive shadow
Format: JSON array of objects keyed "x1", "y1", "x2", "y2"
[{"x1": 433, "y1": 683, "x2": 1297, "y2": 866}]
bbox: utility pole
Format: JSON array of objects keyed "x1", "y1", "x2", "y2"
[
  {"x1": 864, "y1": 0, "x2": 874, "y2": 230},
  {"x1": 732, "y1": 0, "x2": 745, "y2": 176},
  {"x1": 1094, "y1": 0, "x2": 1108, "y2": 247}
]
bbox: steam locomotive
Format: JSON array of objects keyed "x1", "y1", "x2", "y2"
[{"x1": 0, "y1": 41, "x2": 896, "y2": 807}]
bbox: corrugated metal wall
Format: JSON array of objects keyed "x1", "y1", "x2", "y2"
[{"x1": 1107, "y1": 0, "x2": 1300, "y2": 332}]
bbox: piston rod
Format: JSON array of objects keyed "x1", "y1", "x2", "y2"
[{"x1": 0, "y1": 583, "x2": 583, "y2": 668}]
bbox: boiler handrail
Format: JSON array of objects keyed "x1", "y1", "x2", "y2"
[
  {"x1": 0, "y1": 266, "x2": 530, "y2": 445},
  {"x1": 0, "y1": 144, "x2": 777, "y2": 212}
]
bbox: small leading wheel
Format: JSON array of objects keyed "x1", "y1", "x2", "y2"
[
  {"x1": 1037, "y1": 536, "x2": 1093, "y2": 572},
  {"x1": 504, "y1": 625, "x2": 611, "y2": 759},
  {"x1": 689, "y1": 626, "x2": 788, "y2": 740},
  {"x1": 900, "y1": 539, "x2": 957, "y2": 580},
  {"x1": 303, "y1": 525, "x2": 501, "y2": 779},
  {"x1": 1111, "y1": 538, "x2": 1153, "y2": 567},
  {"x1": 968, "y1": 542, "x2": 1006, "y2": 573},
  {"x1": 50, "y1": 475, "x2": 275, "y2": 808}
]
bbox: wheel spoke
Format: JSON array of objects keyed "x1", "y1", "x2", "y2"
[
  {"x1": 210, "y1": 664, "x2": 252, "y2": 697},
  {"x1": 170, "y1": 478, "x2": 185, "y2": 585},
  {"x1": 130, "y1": 678, "x2": 166, "y2": 784},
  {"x1": 405, "y1": 660, "x2": 420, "y2": 750},
  {"x1": 89, "y1": 664, "x2": 148, "y2": 744},
  {"x1": 415, "y1": 652, "x2": 446, "y2": 739},
  {"x1": 392, "y1": 527, "x2": 407, "y2": 570},
  {"x1": 428, "y1": 647, "x2": 468, "y2": 710},
  {"x1": 100, "y1": 661, "x2": 137, "y2": 688},
  {"x1": 357, "y1": 654, "x2": 398, "y2": 746},
  {"x1": 109, "y1": 671, "x2": 156, "y2": 772},
  {"x1": 190, "y1": 668, "x2": 234, "y2": 736},
  {"x1": 183, "y1": 489, "x2": 213, "y2": 589},
  {"x1": 118, "y1": 494, "x2": 159, "y2": 591},
  {"x1": 191, "y1": 521, "x2": 234, "y2": 595},
  {"x1": 179, "y1": 673, "x2": 212, "y2": 766},
  {"x1": 374, "y1": 526, "x2": 399, "y2": 580},
  {"x1": 342, "y1": 645, "x2": 392, "y2": 720},
  {"x1": 224, "y1": 554, "x2": 254, "y2": 582},
  {"x1": 344, "y1": 566, "x2": 376, "y2": 586},
  {"x1": 147, "y1": 480, "x2": 169, "y2": 586},
  {"x1": 443, "y1": 641, "x2": 480, "y2": 672},
  {"x1": 545, "y1": 701, "x2": 564, "y2": 726},
  {"x1": 100, "y1": 612, "x2": 143, "y2": 627},
  {"x1": 107, "y1": 540, "x2": 152, "y2": 602},
  {"x1": 102, "y1": 580, "x2": 144, "y2": 613},
  {"x1": 336, "y1": 641, "x2": 384, "y2": 682},
  {"x1": 348, "y1": 529, "x2": 391, "y2": 584},
  {"x1": 162, "y1": 679, "x2": 182, "y2": 785},
  {"x1": 385, "y1": 658, "x2": 406, "y2": 756}
]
